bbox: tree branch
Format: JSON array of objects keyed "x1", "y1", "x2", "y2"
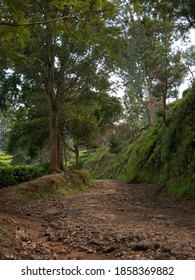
[
  {"x1": 0, "y1": 7, "x2": 115, "y2": 27},
  {"x1": 0, "y1": 15, "x2": 80, "y2": 27}
]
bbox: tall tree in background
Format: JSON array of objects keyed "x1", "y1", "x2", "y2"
[
  {"x1": 121, "y1": 16, "x2": 187, "y2": 126},
  {"x1": 183, "y1": 45, "x2": 195, "y2": 82}
]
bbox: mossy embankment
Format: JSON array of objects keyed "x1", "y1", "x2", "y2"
[
  {"x1": 0, "y1": 170, "x2": 94, "y2": 201},
  {"x1": 83, "y1": 86, "x2": 195, "y2": 198}
]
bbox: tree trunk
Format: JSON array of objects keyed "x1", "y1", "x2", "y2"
[
  {"x1": 49, "y1": 104, "x2": 59, "y2": 172},
  {"x1": 74, "y1": 144, "x2": 80, "y2": 169},
  {"x1": 146, "y1": 107, "x2": 153, "y2": 125},
  {"x1": 163, "y1": 93, "x2": 166, "y2": 123},
  {"x1": 58, "y1": 134, "x2": 64, "y2": 171},
  {"x1": 64, "y1": 143, "x2": 68, "y2": 171},
  {"x1": 163, "y1": 78, "x2": 168, "y2": 124},
  {"x1": 45, "y1": 18, "x2": 60, "y2": 172}
]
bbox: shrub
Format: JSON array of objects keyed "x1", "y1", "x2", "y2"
[
  {"x1": 108, "y1": 134, "x2": 122, "y2": 154},
  {"x1": 0, "y1": 163, "x2": 48, "y2": 189}
]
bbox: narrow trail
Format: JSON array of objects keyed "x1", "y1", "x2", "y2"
[{"x1": 1, "y1": 180, "x2": 195, "y2": 260}]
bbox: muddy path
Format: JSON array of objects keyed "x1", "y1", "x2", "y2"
[{"x1": 0, "y1": 180, "x2": 195, "y2": 260}]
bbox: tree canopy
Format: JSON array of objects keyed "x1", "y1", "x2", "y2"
[
  {"x1": 0, "y1": 0, "x2": 122, "y2": 171},
  {"x1": 0, "y1": 0, "x2": 194, "y2": 172}
]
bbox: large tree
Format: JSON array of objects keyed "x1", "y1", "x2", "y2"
[
  {"x1": 0, "y1": 0, "x2": 120, "y2": 172},
  {"x1": 5, "y1": 80, "x2": 122, "y2": 169}
]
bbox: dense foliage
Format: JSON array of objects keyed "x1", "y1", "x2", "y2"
[
  {"x1": 0, "y1": 163, "x2": 48, "y2": 188},
  {"x1": 83, "y1": 83, "x2": 195, "y2": 198}
]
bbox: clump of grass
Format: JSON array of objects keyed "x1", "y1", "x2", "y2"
[{"x1": 0, "y1": 152, "x2": 12, "y2": 166}]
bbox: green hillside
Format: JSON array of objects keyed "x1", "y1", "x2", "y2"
[{"x1": 83, "y1": 85, "x2": 195, "y2": 198}]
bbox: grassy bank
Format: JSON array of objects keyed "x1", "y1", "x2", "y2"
[
  {"x1": 83, "y1": 86, "x2": 195, "y2": 198},
  {"x1": 0, "y1": 170, "x2": 94, "y2": 201}
]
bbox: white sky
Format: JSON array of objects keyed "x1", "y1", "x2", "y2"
[
  {"x1": 190, "y1": 29, "x2": 195, "y2": 44},
  {"x1": 178, "y1": 29, "x2": 195, "y2": 95}
]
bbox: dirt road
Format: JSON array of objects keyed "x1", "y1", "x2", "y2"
[{"x1": 1, "y1": 180, "x2": 195, "y2": 259}]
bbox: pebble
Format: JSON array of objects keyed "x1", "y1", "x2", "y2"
[{"x1": 131, "y1": 240, "x2": 150, "y2": 251}]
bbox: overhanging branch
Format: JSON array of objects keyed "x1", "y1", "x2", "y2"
[
  {"x1": 0, "y1": 15, "x2": 81, "y2": 27},
  {"x1": 0, "y1": 7, "x2": 116, "y2": 27}
]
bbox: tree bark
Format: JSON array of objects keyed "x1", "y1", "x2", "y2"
[
  {"x1": 58, "y1": 134, "x2": 64, "y2": 171},
  {"x1": 45, "y1": 18, "x2": 60, "y2": 172},
  {"x1": 49, "y1": 103, "x2": 59, "y2": 172}
]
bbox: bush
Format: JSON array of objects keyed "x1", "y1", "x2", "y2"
[
  {"x1": 0, "y1": 163, "x2": 49, "y2": 189},
  {"x1": 108, "y1": 134, "x2": 122, "y2": 154}
]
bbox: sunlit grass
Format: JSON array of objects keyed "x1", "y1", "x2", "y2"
[{"x1": 0, "y1": 152, "x2": 12, "y2": 165}]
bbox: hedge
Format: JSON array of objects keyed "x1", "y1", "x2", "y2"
[{"x1": 0, "y1": 163, "x2": 49, "y2": 189}]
